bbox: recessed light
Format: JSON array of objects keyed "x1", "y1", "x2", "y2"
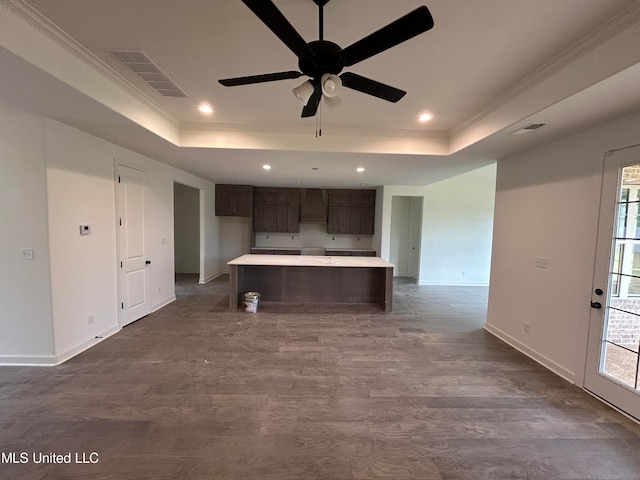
[
  {"x1": 262, "y1": 164, "x2": 271, "y2": 170},
  {"x1": 198, "y1": 104, "x2": 213, "y2": 114},
  {"x1": 360, "y1": 183, "x2": 368, "y2": 186},
  {"x1": 418, "y1": 113, "x2": 432, "y2": 122},
  {"x1": 356, "y1": 167, "x2": 365, "y2": 172}
]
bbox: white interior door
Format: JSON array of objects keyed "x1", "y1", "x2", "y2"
[
  {"x1": 585, "y1": 145, "x2": 640, "y2": 421},
  {"x1": 116, "y1": 164, "x2": 151, "y2": 326}
]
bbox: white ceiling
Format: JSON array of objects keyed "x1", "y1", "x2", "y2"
[{"x1": 2, "y1": 0, "x2": 640, "y2": 187}]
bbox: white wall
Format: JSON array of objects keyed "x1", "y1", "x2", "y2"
[
  {"x1": 45, "y1": 119, "x2": 120, "y2": 361},
  {"x1": 0, "y1": 105, "x2": 55, "y2": 364},
  {"x1": 0, "y1": 102, "x2": 221, "y2": 365},
  {"x1": 43, "y1": 118, "x2": 221, "y2": 363},
  {"x1": 174, "y1": 183, "x2": 200, "y2": 274},
  {"x1": 420, "y1": 164, "x2": 496, "y2": 286},
  {"x1": 379, "y1": 166, "x2": 496, "y2": 286},
  {"x1": 486, "y1": 111, "x2": 640, "y2": 386},
  {"x1": 221, "y1": 216, "x2": 251, "y2": 273}
]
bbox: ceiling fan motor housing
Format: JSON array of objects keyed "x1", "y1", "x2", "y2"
[{"x1": 299, "y1": 40, "x2": 344, "y2": 81}]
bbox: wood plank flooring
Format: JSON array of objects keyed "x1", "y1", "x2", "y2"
[{"x1": 1, "y1": 274, "x2": 640, "y2": 479}]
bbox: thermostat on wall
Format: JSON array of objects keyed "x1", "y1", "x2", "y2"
[{"x1": 79, "y1": 225, "x2": 91, "y2": 235}]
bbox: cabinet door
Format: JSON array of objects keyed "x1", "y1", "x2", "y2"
[
  {"x1": 351, "y1": 192, "x2": 375, "y2": 208},
  {"x1": 328, "y1": 192, "x2": 351, "y2": 207},
  {"x1": 350, "y1": 207, "x2": 362, "y2": 234},
  {"x1": 277, "y1": 189, "x2": 300, "y2": 206},
  {"x1": 359, "y1": 207, "x2": 375, "y2": 234},
  {"x1": 328, "y1": 250, "x2": 352, "y2": 256},
  {"x1": 353, "y1": 250, "x2": 376, "y2": 257},
  {"x1": 276, "y1": 205, "x2": 300, "y2": 233},
  {"x1": 288, "y1": 205, "x2": 300, "y2": 233},
  {"x1": 215, "y1": 188, "x2": 235, "y2": 216},
  {"x1": 255, "y1": 189, "x2": 277, "y2": 204},
  {"x1": 233, "y1": 188, "x2": 253, "y2": 216},
  {"x1": 215, "y1": 185, "x2": 253, "y2": 216},
  {"x1": 254, "y1": 204, "x2": 277, "y2": 232},
  {"x1": 328, "y1": 206, "x2": 350, "y2": 234}
]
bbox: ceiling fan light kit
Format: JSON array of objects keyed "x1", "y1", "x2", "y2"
[
  {"x1": 293, "y1": 80, "x2": 315, "y2": 105},
  {"x1": 219, "y1": 0, "x2": 434, "y2": 118}
]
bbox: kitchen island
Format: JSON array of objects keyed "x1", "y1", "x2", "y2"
[{"x1": 228, "y1": 254, "x2": 394, "y2": 311}]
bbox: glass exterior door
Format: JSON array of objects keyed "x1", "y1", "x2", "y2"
[{"x1": 585, "y1": 146, "x2": 640, "y2": 420}]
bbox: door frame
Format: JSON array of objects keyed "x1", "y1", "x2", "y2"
[
  {"x1": 173, "y1": 181, "x2": 204, "y2": 283},
  {"x1": 584, "y1": 144, "x2": 640, "y2": 421},
  {"x1": 389, "y1": 195, "x2": 424, "y2": 280}
]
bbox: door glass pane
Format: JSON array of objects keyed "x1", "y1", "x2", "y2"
[
  {"x1": 617, "y1": 188, "x2": 629, "y2": 237},
  {"x1": 611, "y1": 245, "x2": 624, "y2": 296},
  {"x1": 602, "y1": 343, "x2": 638, "y2": 389},
  {"x1": 602, "y1": 165, "x2": 640, "y2": 391}
]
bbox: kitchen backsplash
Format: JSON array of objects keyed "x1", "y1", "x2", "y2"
[{"x1": 254, "y1": 223, "x2": 373, "y2": 249}]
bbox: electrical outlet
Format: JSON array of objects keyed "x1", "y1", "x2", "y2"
[
  {"x1": 157, "y1": 285, "x2": 162, "y2": 293},
  {"x1": 524, "y1": 322, "x2": 530, "y2": 333},
  {"x1": 88, "y1": 314, "x2": 94, "y2": 325},
  {"x1": 21, "y1": 248, "x2": 34, "y2": 260},
  {"x1": 534, "y1": 257, "x2": 548, "y2": 269}
]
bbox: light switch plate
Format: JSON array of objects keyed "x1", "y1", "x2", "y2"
[{"x1": 21, "y1": 248, "x2": 34, "y2": 260}]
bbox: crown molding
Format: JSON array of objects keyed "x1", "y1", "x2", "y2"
[
  {"x1": 451, "y1": 1, "x2": 640, "y2": 137},
  {"x1": 1, "y1": 0, "x2": 181, "y2": 129},
  {"x1": 180, "y1": 121, "x2": 449, "y2": 141}
]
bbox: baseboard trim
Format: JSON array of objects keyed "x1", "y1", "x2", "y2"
[
  {"x1": 0, "y1": 325, "x2": 121, "y2": 366},
  {"x1": 152, "y1": 295, "x2": 176, "y2": 312},
  {"x1": 484, "y1": 322, "x2": 576, "y2": 384},
  {"x1": 54, "y1": 325, "x2": 121, "y2": 365},
  {"x1": 0, "y1": 354, "x2": 58, "y2": 366},
  {"x1": 199, "y1": 271, "x2": 223, "y2": 284}
]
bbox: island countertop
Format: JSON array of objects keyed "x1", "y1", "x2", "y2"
[{"x1": 228, "y1": 254, "x2": 394, "y2": 268}]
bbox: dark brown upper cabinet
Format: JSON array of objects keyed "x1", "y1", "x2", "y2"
[
  {"x1": 215, "y1": 184, "x2": 253, "y2": 217},
  {"x1": 254, "y1": 187, "x2": 300, "y2": 233},
  {"x1": 327, "y1": 189, "x2": 376, "y2": 235}
]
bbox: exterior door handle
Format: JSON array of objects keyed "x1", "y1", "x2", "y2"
[
  {"x1": 145, "y1": 260, "x2": 151, "y2": 265},
  {"x1": 590, "y1": 301, "x2": 602, "y2": 309}
]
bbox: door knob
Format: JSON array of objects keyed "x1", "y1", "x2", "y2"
[
  {"x1": 590, "y1": 301, "x2": 602, "y2": 309},
  {"x1": 145, "y1": 260, "x2": 151, "y2": 265}
]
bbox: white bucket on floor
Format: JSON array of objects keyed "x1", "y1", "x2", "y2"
[{"x1": 244, "y1": 292, "x2": 260, "y2": 313}]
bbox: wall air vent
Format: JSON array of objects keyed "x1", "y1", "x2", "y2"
[
  {"x1": 510, "y1": 123, "x2": 547, "y2": 135},
  {"x1": 109, "y1": 50, "x2": 187, "y2": 97}
]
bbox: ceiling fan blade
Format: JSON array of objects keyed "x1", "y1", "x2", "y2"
[
  {"x1": 340, "y1": 6, "x2": 434, "y2": 67},
  {"x1": 340, "y1": 72, "x2": 406, "y2": 102},
  {"x1": 241, "y1": 0, "x2": 315, "y2": 60},
  {"x1": 301, "y1": 84, "x2": 322, "y2": 118},
  {"x1": 219, "y1": 71, "x2": 303, "y2": 87}
]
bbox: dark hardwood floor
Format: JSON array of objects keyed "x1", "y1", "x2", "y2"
[{"x1": 1, "y1": 274, "x2": 640, "y2": 479}]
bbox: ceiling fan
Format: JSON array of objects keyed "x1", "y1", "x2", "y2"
[{"x1": 219, "y1": 0, "x2": 434, "y2": 118}]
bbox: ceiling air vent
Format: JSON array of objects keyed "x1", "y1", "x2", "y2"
[
  {"x1": 510, "y1": 123, "x2": 547, "y2": 135},
  {"x1": 109, "y1": 50, "x2": 187, "y2": 97}
]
